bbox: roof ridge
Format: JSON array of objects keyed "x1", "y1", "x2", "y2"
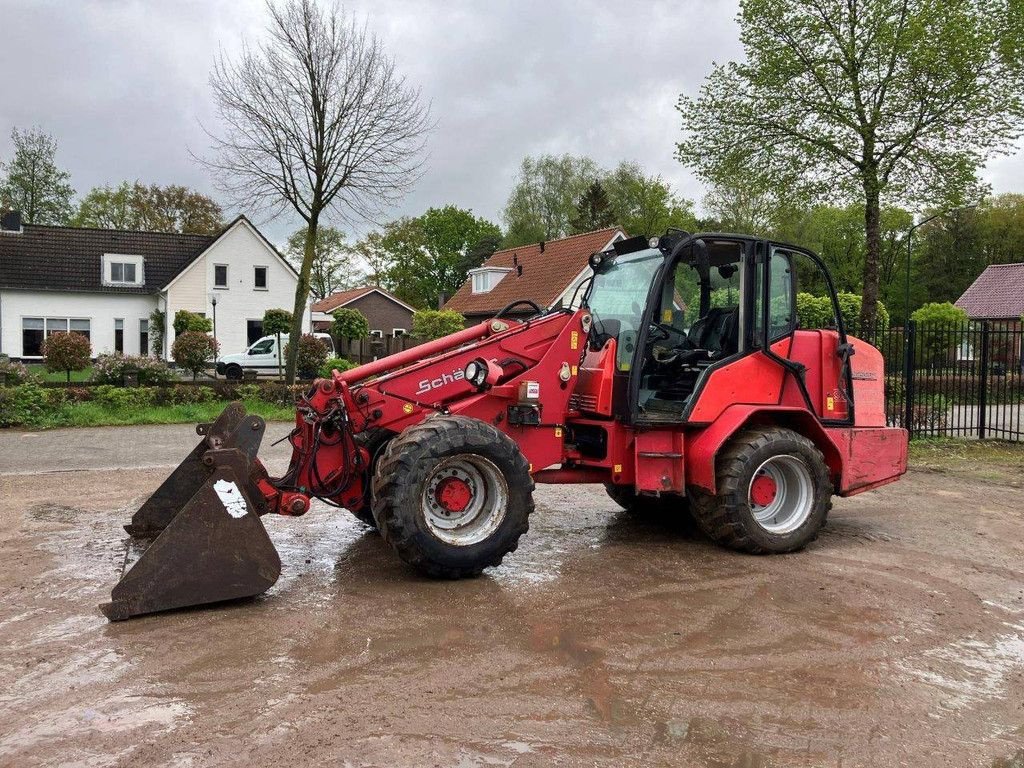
[
  {"x1": 490, "y1": 226, "x2": 620, "y2": 256},
  {"x1": 983, "y1": 262, "x2": 1024, "y2": 268},
  {"x1": 24, "y1": 222, "x2": 218, "y2": 238}
]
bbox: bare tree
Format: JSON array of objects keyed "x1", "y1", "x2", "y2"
[{"x1": 202, "y1": 0, "x2": 432, "y2": 381}]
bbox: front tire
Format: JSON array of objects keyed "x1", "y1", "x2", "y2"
[
  {"x1": 372, "y1": 415, "x2": 534, "y2": 578},
  {"x1": 225, "y1": 364, "x2": 243, "y2": 381},
  {"x1": 689, "y1": 428, "x2": 831, "y2": 554}
]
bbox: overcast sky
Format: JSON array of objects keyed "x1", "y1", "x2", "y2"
[{"x1": 2, "y1": 0, "x2": 1022, "y2": 244}]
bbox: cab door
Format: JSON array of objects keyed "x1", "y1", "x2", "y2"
[{"x1": 246, "y1": 336, "x2": 277, "y2": 370}]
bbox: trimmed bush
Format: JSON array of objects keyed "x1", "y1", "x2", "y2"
[
  {"x1": 318, "y1": 357, "x2": 358, "y2": 378},
  {"x1": 173, "y1": 309, "x2": 212, "y2": 335},
  {"x1": 93, "y1": 385, "x2": 157, "y2": 409},
  {"x1": 331, "y1": 307, "x2": 369, "y2": 341},
  {"x1": 42, "y1": 332, "x2": 92, "y2": 382},
  {"x1": 172, "y1": 331, "x2": 219, "y2": 380},
  {"x1": 0, "y1": 383, "x2": 47, "y2": 427},
  {"x1": 92, "y1": 354, "x2": 175, "y2": 386},
  {"x1": 256, "y1": 382, "x2": 305, "y2": 407},
  {"x1": 412, "y1": 309, "x2": 464, "y2": 340},
  {"x1": 235, "y1": 384, "x2": 262, "y2": 400},
  {"x1": 796, "y1": 292, "x2": 889, "y2": 333},
  {"x1": 284, "y1": 334, "x2": 329, "y2": 379},
  {"x1": 167, "y1": 385, "x2": 217, "y2": 405}
]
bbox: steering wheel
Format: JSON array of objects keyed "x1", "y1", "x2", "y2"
[
  {"x1": 494, "y1": 299, "x2": 543, "y2": 319},
  {"x1": 649, "y1": 322, "x2": 692, "y2": 347}
]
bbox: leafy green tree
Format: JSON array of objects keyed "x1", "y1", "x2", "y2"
[
  {"x1": 172, "y1": 331, "x2": 219, "y2": 381},
  {"x1": 677, "y1": 0, "x2": 1024, "y2": 332},
  {"x1": 72, "y1": 182, "x2": 223, "y2": 233},
  {"x1": 603, "y1": 161, "x2": 698, "y2": 237},
  {"x1": 359, "y1": 206, "x2": 502, "y2": 308},
  {"x1": 149, "y1": 309, "x2": 166, "y2": 358},
  {"x1": 911, "y1": 302, "x2": 968, "y2": 325},
  {"x1": 263, "y1": 308, "x2": 293, "y2": 379},
  {"x1": 503, "y1": 154, "x2": 602, "y2": 246},
  {"x1": 0, "y1": 127, "x2": 75, "y2": 224},
  {"x1": 173, "y1": 310, "x2": 213, "y2": 335},
  {"x1": 412, "y1": 309, "x2": 465, "y2": 340},
  {"x1": 569, "y1": 180, "x2": 616, "y2": 234},
  {"x1": 911, "y1": 302, "x2": 969, "y2": 368},
  {"x1": 796, "y1": 291, "x2": 889, "y2": 332},
  {"x1": 285, "y1": 226, "x2": 359, "y2": 299},
  {"x1": 331, "y1": 307, "x2": 370, "y2": 342},
  {"x1": 42, "y1": 332, "x2": 91, "y2": 383}
]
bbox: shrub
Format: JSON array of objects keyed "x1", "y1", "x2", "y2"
[
  {"x1": 92, "y1": 353, "x2": 175, "y2": 386},
  {"x1": 166, "y1": 385, "x2": 217, "y2": 405},
  {"x1": 262, "y1": 308, "x2": 293, "y2": 336},
  {"x1": 0, "y1": 358, "x2": 33, "y2": 386},
  {"x1": 412, "y1": 309, "x2": 464, "y2": 340},
  {"x1": 149, "y1": 309, "x2": 166, "y2": 358},
  {"x1": 0, "y1": 383, "x2": 48, "y2": 427},
  {"x1": 283, "y1": 334, "x2": 329, "y2": 379},
  {"x1": 235, "y1": 383, "x2": 262, "y2": 401},
  {"x1": 910, "y1": 302, "x2": 969, "y2": 325},
  {"x1": 42, "y1": 332, "x2": 92, "y2": 382},
  {"x1": 173, "y1": 309, "x2": 212, "y2": 335},
  {"x1": 93, "y1": 385, "x2": 157, "y2": 409},
  {"x1": 318, "y1": 357, "x2": 358, "y2": 378},
  {"x1": 796, "y1": 292, "x2": 889, "y2": 333},
  {"x1": 172, "y1": 331, "x2": 219, "y2": 380},
  {"x1": 257, "y1": 382, "x2": 305, "y2": 406},
  {"x1": 332, "y1": 307, "x2": 369, "y2": 341}
]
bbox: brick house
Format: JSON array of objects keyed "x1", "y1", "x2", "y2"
[
  {"x1": 311, "y1": 286, "x2": 416, "y2": 339},
  {"x1": 443, "y1": 227, "x2": 626, "y2": 325},
  {"x1": 955, "y1": 262, "x2": 1024, "y2": 370}
]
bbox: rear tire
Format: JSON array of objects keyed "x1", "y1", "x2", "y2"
[
  {"x1": 689, "y1": 428, "x2": 831, "y2": 554},
  {"x1": 372, "y1": 415, "x2": 534, "y2": 578}
]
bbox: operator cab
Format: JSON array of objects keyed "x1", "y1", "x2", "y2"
[{"x1": 583, "y1": 232, "x2": 821, "y2": 424}]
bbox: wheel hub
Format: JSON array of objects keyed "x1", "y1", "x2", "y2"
[
  {"x1": 750, "y1": 474, "x2": 778, "y2": 507},
  {"x1": 435, "y1": 475, "x2": 473, "y2": 514}
]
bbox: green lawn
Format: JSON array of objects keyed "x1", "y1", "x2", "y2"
[
  {"x1": 27, "y1": 398, "x2": 295, "y2": 429},
  {"x1": 26, "y1": 364, "x2": 95, "y2": 383}
]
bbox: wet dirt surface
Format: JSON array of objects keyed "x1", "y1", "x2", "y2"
[{"x1": 1, "y1": 427, "x2": 1023, "y2": 766}]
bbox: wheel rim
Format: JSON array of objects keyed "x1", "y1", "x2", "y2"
[
  {"x1": 747, "y1": 454, "x2": 814, "y2": 535},
  {"x1": 422, "y1": 454, "x2": 508, "y2": 546}
]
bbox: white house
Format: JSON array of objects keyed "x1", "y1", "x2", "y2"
[{"x1": 0, "y1": 211, "x2": 311, "y2": 361}]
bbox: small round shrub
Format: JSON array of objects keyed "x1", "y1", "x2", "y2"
[
  {"x1": 42, "y1": 332, "x2": 92, "y2": 382},
  {"x1": 0, "y1": 383, "x2": 47, "y2": 427},
  {"x1": 172, "y1": 332, "x2": 219, "y2": 380},
  {"x1": 0, "y1": 358, "x2": 33, "y2": 386},
  {"x1": 318, "y1": 357, "x2": 358, "y2": 378},
  {"x1": 284, "y1": 334, "x2": 329, "y2": 379}
]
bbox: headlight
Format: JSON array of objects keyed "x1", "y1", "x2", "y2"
[{"x1": 464, "y1": 359, "x2": 488, "y2": 389}]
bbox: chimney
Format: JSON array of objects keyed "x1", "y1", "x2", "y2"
[{"x1": 0, "y1": 210, "x2": 23, "y2": 233}]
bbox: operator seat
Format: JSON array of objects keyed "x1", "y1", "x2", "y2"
[{"x1": 687, "y1": 307, "x2": 739, "y2": 357}]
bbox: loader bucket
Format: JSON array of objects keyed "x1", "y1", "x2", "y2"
[{"x1": 100, "y1": 404, "x2": 282, "y2": 621}]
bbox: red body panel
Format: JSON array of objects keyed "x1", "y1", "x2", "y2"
[{"x1": 269, "y1": 307, "x2": 907, "y2": 516}]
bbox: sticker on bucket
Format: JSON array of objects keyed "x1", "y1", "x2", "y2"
[{"x1": 213, "y1": 479, "x2": 249, "y2": 518}]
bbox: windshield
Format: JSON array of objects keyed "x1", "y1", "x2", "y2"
[{"x1": 586, "y1": 248, "x2": 664, "y2": 370}]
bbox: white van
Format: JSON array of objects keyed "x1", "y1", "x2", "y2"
[{"x1": 216, "y1": 333, "x2": 336, "y2": 380}]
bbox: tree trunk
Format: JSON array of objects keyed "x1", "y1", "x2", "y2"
[
  {"x1": 859, "y1": 174, "x2": 882, "y2": 334},
  {"x1": 286, "y1": 216, "x2": 319, "y2": 384}
]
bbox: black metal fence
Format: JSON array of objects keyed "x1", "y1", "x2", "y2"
[{"x1": 854, "y1": 320, "x2": 1024, "y2": 441}]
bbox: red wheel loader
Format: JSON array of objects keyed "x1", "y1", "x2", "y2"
[{"x1": 101, "y1": 232, "x2": 908, "y2": 620}]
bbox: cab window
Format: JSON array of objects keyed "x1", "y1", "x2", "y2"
[{"x1": 754, "y1": 248, "x2": 796, "y2": 344}]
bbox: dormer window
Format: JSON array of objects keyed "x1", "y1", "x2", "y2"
[
  {"x1": 470, "y1": 267, "x2": 511, "y2": 294},
  {"x1": 103, "y1": 254, "x2": 144, "y2": 286}
]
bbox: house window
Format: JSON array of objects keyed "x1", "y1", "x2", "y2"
[
  {"x1": 140, "y1": 319, "x2": 149, "y2": 356},
  {"x1": 22, "y1": 317, "x2": 91, "y2": 356},
  {"x1": 254, "y1": 266, "x2": 268, "y2": 290},
  {"x1": 392, "y1": 328, "x2": 406, "y2": 338},
  {"x1": 70, "y1": 319, "x2": 91, "y2": 341},
  {"x1": 470, "y1": 268, "x2": 511, "y2": 294},
  {"x1": 214, "y1": 264, "x2": 228, "y2": 288},
  {"x1": 114, "y1": 318, "x2": 124, "y2": 353},
  {"x1": 247, "y1": 320, "x2": 264, "y2": 346},
  {"x1": 369, "y1": 329, "x2": 384, "y2": 338},
  {"x1": 103, "y1": 254, "x2": 144, "y2": 286},
  {"x1": 22, "y1": 318, "x2": 44, "y2": 357}
]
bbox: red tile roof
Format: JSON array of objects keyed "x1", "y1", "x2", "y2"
[
  {"x1": 955, "y1": 263, "x2": 1024, "y2": 319},
  {"x1": 311, "y1": 286, "x2": 412, "y2": 313},
  {"x1": 443, "y1": 227, "x2": 623, "y2": 316}
]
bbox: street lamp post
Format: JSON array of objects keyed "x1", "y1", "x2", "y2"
[
  {"x1": 210, "y1": 293, "x2": 219, "y2": 379},
  {"x1": 903, "y1": 204, "x2": 978, "y2": 324}
]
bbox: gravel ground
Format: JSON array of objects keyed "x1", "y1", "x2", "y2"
[{"x1": 0, "y1": 424, "x2": 1022, "y2": 767}]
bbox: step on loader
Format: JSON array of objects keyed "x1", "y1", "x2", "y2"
[{"x1": 102, "y1": 232, "x2": 908, "y2": 620}]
